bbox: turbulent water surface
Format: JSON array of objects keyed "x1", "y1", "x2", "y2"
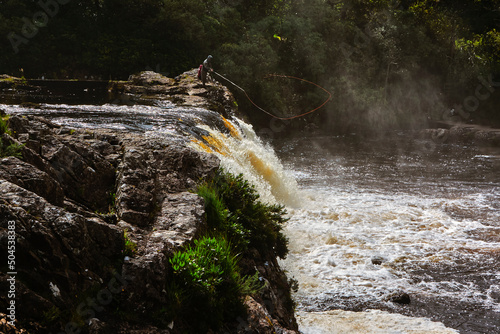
[
  {"x1": 274, "y1": 135, "x2": 500, "y2": 334},
  {"x1": 3, "y1": 103, "x2": 500, "y2": 333}
]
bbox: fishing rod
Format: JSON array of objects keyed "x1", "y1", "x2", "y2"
[{"x1": 212, "y1": 71, "x2": 332, "y2": 121}]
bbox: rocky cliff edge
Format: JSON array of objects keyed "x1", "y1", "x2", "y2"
[{"x1": 0, "y1": 71, "x2": 298, "y2": 334}]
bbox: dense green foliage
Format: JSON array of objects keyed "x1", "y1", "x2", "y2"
[
  {"x1": 164, "y1": 169, "x2": 288, "y2": 332},
  {"x1": 1, "y1": 0, "x2": 499, "y2": 131},
  {"x1": 0, "y1": 137, "x2": 23, "y2": 158},
  {"x1": 199, "y1": 169, "x2": 289, "y2": 259},
  {"x1": 169, "y1": 236, "x2": 260, "y2": 330}
]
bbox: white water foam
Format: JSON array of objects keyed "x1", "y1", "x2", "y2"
[
  {"x1": 0, "y1": 103, "x2": 208, "y2": 134},
  {"x1": 281, "y1": 187, "x2": 500, "y2": 310},
  {"x1": 189, "y1": 116, "x2": 300, "y2": 206},
  {"x1": 297, "y1": 310, "x2": 459, "y2": 334}
]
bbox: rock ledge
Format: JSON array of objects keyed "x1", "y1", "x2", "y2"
[{"x1": 0, "y1": 71, "x2": 298, "y2": 333}]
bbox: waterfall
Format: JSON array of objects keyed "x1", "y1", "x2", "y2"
[{"x1": 189, "y1": 115, "x2": 300, "y2": 207}]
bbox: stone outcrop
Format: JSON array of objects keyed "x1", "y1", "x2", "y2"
[
  {"x1": 5, "y1": 115, "x2": 117, "y2": 212},
  {"x1": 0, "y1": 156, "x2": 64, "y2": 206},
  {"x1": 0, "y1": 70, "x2": 298, "y2": 333},
  {"x1": 0, "y1": 178, "x2": 124, "y2": 331},
  {"x1": 421, "y1": 122, "x2": 500, "y2": 147},
  {"x1": 109, "y1": 70, "x2": 239, "y2": 118}
]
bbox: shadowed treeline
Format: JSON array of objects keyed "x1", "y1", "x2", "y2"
[{"x1": 1, "y1": 0, "x2": 499, "y2": 133}]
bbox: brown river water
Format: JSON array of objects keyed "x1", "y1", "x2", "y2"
[{"x1": 274, "y1": 135, "x2": 500, "y2": 334}]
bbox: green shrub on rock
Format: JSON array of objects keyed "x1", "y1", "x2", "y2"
[
  {"x1": 0, "y1": 116, "x2": 24, "y2": 158},
  {"x1": 169, "y1": 235, "x2": 260, "y2": 330},
  {"x1": 164, "y1": 169, "x2": 289, "y2": 332},
  {"x1": 198, "y1": 169, "x2": 289, "y2": 259}
]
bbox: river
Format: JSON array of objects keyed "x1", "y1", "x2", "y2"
[
  {"x1": 274, "y1": 135, "x2": 500, "y2": 334},
  {"x1": 2, "y1": 103, "x2": 500, "y2": 333}
]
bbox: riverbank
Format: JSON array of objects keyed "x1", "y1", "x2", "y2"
[
  {"x1": 3, "y1": 73, "x2": 500, "y2": 149},
  {"x1": 0, "y1": 71, "x2": 240, "y2": 118},
  {"x1": 421, "y1": 121, "x2": 500, "y2": 148},
  {"x1": 0, "y1": 71, "x2": 298, "y2": 333}
]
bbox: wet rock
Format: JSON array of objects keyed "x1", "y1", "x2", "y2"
[
  {"x1": 388, "y1": 292, "x2": 411, "y2": 305},
  {"x1": 120, "y1": 192, "x2": 207, "y2": 314},
  {"x1": 0, "y1": 180, "x2": 123, "y2": 329},
  {"x1": 44, "y1": 139, "x2": 115, "y2": 211},
  {"x1": 371, "y1": 256, "x2": 386, "y2": 265},
  {"x1": 116, "y1": 140, "x2": 218, "y2": 227},
  {"x1": 8, "y1": 116, "x2": 116, "y2": 212},
  {"x1": 420, "y1": 128, "x2": 449, "y2": 143},
  {"x1": 152, "y1": 192, "x2": 206, "y2": 247},
  {"x1": 110, "y1": 69, "x2": 239, "y2": 117},
  {"x1": 239, "y1": 249, "x2": 298, "y2": 332},
  {"x1": 2, "y1": 116, "x2": 219, "y2": 327},
  {"x1": 474, "y1": 129, "x2": 500, "y2": 146},
  {"x1": 241, "y1": 296, "x2": 279, "y2": 333},
  {"x1": 129, "y1": 71, "x2": 175, "y2": 86},
  {"x1": 449, "y1": 125, "x2": 475, "y2": 142},
  {"x1": 240, "y1": 296, "x2": 298, "y2": 334},
  {"x1": 420, "y1": 123, "x2": 500, "y2": 147},
  {"x1": 114, "y1": 140, "x2": 218, "y2": 319},
  {"x1": 0, "y1": 156, "x2": 64, "y2": 205}
]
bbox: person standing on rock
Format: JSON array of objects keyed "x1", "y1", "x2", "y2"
[{"x1": 200, "y1": 55, "x2": 214, "y2": 87}]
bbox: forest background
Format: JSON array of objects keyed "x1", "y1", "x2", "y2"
[{"x1": 1, "y1": 0, "x2": 499, "y2": 134}]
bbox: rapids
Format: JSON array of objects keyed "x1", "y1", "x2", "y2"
[
  {"x1": 179, "y1": 112, "x2": 499, "y2": 333},
  {"x1": 274, "y1": 135, "x2": 500, "y2": 334},
  {"x1": 188, "y1": 118, "x2": 500, "y2": 333},
  {"x1": 3, "y1": 102, "x2": 499, "y2": 333}
]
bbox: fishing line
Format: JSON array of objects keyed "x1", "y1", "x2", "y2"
[{"x1": 213, "y1": 71, "x2": 332, "y2": 120}]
